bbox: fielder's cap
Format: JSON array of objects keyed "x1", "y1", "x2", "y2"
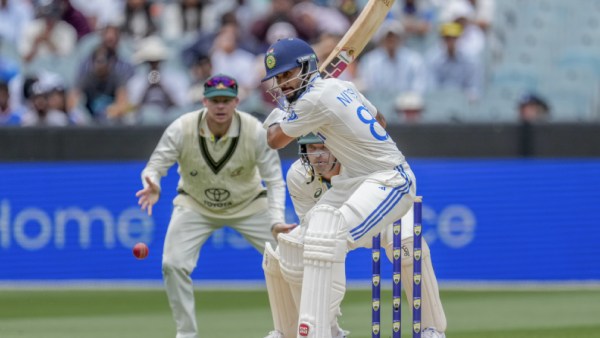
[
  {"x1": 440, "y1": 22, "x2": 463, "y2": 38},
  {"x1": 203, "y1": 74, "x2": 238, "y2": 98}
]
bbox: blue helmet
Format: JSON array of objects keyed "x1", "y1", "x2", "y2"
[{"x1": 262, "y1": 38, "x2": 318, "y2": 82}]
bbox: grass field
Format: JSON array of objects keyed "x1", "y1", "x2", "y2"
[{"x1": 0, "y1": 287, "x2": 599, "y2": 338}]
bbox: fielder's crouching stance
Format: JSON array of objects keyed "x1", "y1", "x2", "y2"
[{"x1": 260, "y1": 37, "x2": 445, "y2": 337}]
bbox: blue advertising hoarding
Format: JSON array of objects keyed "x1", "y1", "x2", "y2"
[{"x1": 0, "y1": 159, "x2": 599, "y2": 282}]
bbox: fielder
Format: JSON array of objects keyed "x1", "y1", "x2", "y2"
[
  {"x1": 261, "y1": 37, "x2": 417, "y2": 338},
  {"x1": 136, "y1": 74, "x2": 293, "y2": 338},
  {"x1": 263, "y1": 134, "x2": 447, "y2": 338}
]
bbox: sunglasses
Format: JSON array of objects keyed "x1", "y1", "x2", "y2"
[{"x1": 205, "y1": 76, "x2": 238, "y2": 90}]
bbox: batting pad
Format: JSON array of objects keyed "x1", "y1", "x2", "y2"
[
  {"x1": 278, "y1": 233, "x2": 305, "y2": 309},
  {"x1": 263, "y1": 242, "x2": 299, "y2": 338},
  {"x1": 298, "y1": 205, "x2": 347, "y2": 338},
  {"x1": 389, "y1": 239, "x2": 447, "y2": 332}
]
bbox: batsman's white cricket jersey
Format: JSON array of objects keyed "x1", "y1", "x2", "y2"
[
  {"x1": 281, "y1": 76, "x2": 405, "y2": 177},
  {"x1": 287, "y1": 159, "x2": 414, "y2": 241},
  {"x1": 280, "y1": 76, "x2": 416, "y2": 246}
]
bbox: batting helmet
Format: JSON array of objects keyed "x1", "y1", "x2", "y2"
[
  {"x1": 298, "y1": 133, "x2": 323, "y2": 145},
  {"x1": 262, "y1": 38, "x2": 318, "y2": 82}
]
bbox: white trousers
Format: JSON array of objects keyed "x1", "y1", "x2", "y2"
[
  {"x1": 320, "y1": 165, "x2": 417, "y2": 248},
  {"x1": 162, "y1": 205, "x2": 277, "y2": 338}
]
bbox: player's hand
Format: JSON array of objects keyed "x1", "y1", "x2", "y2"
[
  {"x1": 136, "y1": 176, "x2": 160, "y2": 216},
  {"x1": 271, "y1": 223, "x2": 297, "y2": 240}
]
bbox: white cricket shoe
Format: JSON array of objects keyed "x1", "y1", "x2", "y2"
[
  {"x1": 422, "y1": 327, "x2": 446, "y2": 338},
  {"x1": 333, "y1": 329, "x2": 350, "y2": 338},
  {"x1": 263, "y1": 330, "x2": 284, "y2": 338}
]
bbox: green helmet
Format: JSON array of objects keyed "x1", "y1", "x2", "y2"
[
  {"x1": 297, "y1": 133, "x2": 323, "y2": 145},
  {"x1": 297, "y1": 133, "x2": 337, "y2": 182}
]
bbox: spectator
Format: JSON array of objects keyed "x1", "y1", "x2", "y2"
[
  {"x1": 0, "y1": 0, "x2": 34, "y2": 44},
  {"x1": 359, "y1": 21, "x2": 427, "y2": 94},
  {"x1": 426, "y1": 22, "x2": 483, "y2": 101},
  {"x1": 127, "y1": 36, "x2": 189, "y2": 121},
  {"x1": 518, "y1": 93, "x2": 550, "y2": 123},
  {"x1": 44, "y1": 78, "x2": 90, "y2": 125},
  {"x1": 210, "y1": 23, "x2": 258, "y2": 99},
  {"x1": 439, "y1": 0, "x2": 485, "y2": 59},
  {"x1": 181, "y1": 11, "x2": 260, "y2": 68},
  {"x1": 161, "y1": 0, "x2": 205, "y2": 42},
  {"x1": 121, "y1": 0, "x2": 157, "y2": 42},
  {"x1": 0, "y1": 56, "x2": 19, "y2": 84},
  {"x1": 517, "y1": 92, "x2": 549, "y2": 157},
  {"x1": 21, "y1": 79, "x2": 69, "y2": 126},
  {"x1": 19, "y1": 0, "x2": 77, "y2": 64},
  {"x1": 357, "y1": 20, "x2": 427, "y2": 118},
  {"x1": 187, "y1": 52, "x2": 212, "y2": 104},
  {"x1": 94, "y1": 20, "x2": 133, "y2": 63},
  {"x1": 70, "y1": 45, "x2": 131, "y2": 124},
  {"x1": 69, "y1": 21, "x2": 135, "y2": 124},
  {"x1": 266, "y1": 21, "x2": 298, "y2": 47},
  {"x1": 465, "y1": 0, "x2": 495, "y2": 32},
  {"x1": 311, "y1": 32, "x2": 338, "y2": 63},
  {"x1": 394, "y1": 91, "x2": 425, "y2": 123},
  {"x1": 67, "y1": 0, "x2": 122, "y2": 31},
  {"x1": 399, "y1": 0, "x2": 438, "y2": 38},
  {"x1": 0, "y1": 81, "x2": 24, "y2": 126},
  {"x1": 250, "y1": 0, "x2": 309, "y2": 47},
  {"x1": 58, "y1": 0, "x2": 92, "y2": 40},
  {"x1": 337, "y1": 0, "x2": 360, "y2": 22},
  {"x1": 291, "y1": 1, "x2": 350, "y2": 40}
]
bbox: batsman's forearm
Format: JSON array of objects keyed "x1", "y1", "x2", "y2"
[
  {"x1": 376, "y1": 111, "x2": 387, "y2": 129},
  {"x1": 266, "y1": 124, "x2": 294, "y2": 149}
]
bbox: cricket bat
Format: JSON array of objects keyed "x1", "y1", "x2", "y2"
[{"x1": 319, "y1": 0, "x2": 395, "y2": 79}]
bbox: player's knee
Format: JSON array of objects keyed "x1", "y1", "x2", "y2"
[
  {"x1": 278, "y1": 233, "x2": 304, "y2": 284},
  {"x1": 162, "y1": 254, "x2": 190, "y2": 276},
  {"x1": 304, "y1": 205, "x2": 347, "y2": 263}
]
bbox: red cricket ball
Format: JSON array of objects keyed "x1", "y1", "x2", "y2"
[{"x1": 133, "y1": 242, "x2": 149, "y2": 260}]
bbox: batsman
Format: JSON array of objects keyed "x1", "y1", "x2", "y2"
[
  {"x1": 263, "y1": 134, "x2": 447, "y2": 338},
  {"x1": 261, "y1": 37, "x2": 429, "y2": 338}
]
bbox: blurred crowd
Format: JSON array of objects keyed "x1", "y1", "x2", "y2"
[{"x1": 0, "y1": 0, "x2": 528, "y2": 127}]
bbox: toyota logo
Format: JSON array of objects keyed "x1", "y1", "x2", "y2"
[{"x1": 205, "y1": 188, "x2": 230, "y2": 202}]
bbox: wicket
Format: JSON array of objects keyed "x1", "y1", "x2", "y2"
[{"x1": 372, "y1": 196, "x2": 423, "y2": 338}]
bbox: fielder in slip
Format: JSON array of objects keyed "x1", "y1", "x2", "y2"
[
  {"x1": 135, "y1": 74, "x2": 294, "y2": 338},
  {"x1": 263, "y1": 134, "x2": 447, "y2": 338},
  {"x1": 261, "y1": 37, "x2": 417, "y2": 337}
]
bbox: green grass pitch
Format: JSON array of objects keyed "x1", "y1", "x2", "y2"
[{"x1": 0, "y1": 288, "x2": 599, "y2": 337}]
